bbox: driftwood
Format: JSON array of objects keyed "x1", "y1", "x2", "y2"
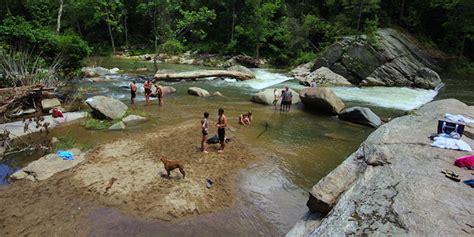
[
  {"x1": 154, "y1": 70, "x2": 254, "y2": 81},
  {"x1": 0, "y1": 85, "x2": 55, "y2": 122}
]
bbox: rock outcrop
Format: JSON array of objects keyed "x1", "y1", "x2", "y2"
[
  {"x1": 251, "y1": 88, "x2": 300, "y2": 105},
  {"x1": 85, "y1": 96, "x2": 128, "y2": 120},
  {"x1": 300, "y1": 67, "x2": 352, "y2": 86},
  {"x1": 299, "y1": 88, "x2": 345, "y2": 114},
  {"x1": 338, "y1": 107, "x2": 382, "y2": 127},
  {"x1": 10, "y1": 149, "x2": 85, "y2": 181},
  {"x1": 288, "y1": 99, "x2": 474, "y2": 236},
  {"x1": 294, "y1": 28, "x2": 442, "y2": 89},
  {"x1": 228, "y1": 65, "x2": 255, "y2": 78},
  {"x1": 188, "y1": 87, "x2": 210, "y2": 97},
  {"x1": 288, "y1": 61, "x2": 314, "y2": 81}
]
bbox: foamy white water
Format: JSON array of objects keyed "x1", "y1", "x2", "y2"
[
  {"x1": 332, "y1": 87, "x2": 438, "y2": 111},
  {"x1": 241, "y1": 69, "x2": 293, "y2": 90}
]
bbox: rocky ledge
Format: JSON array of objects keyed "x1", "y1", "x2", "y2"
[
  {"x1": 290, "y1": 28, "x2": 443, "y2": 89},
  {"x1": 288, "y1": 99, "x2": 474, "y2": 236}
]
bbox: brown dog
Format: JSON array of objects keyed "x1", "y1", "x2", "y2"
[{"x1": 160, "y1": 156, "x2": 185, "y2": 178}]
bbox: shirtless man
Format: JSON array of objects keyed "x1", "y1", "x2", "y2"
[
  {"x1": 273, "y1": 88, "x2": 279, "y2": 110},
  {"x1": 130, "y1": 80, "x2": 138, "y2": 104},
  {"x1": 239, "y1": 111, "x2": 253, "y2": 126},
  {"x1": 143, "y1": 79, "x2": 152, "y2": 105},
  {"x1": 216, "y1": 108, "x2": 227, "y2": 153},
  {"x1": 156, "y1": 85, "x2": 164, "y2": 106}
]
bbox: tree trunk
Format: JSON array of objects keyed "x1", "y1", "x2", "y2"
[
  {"x1": 153, "y1": 7, "x2": 158, "y2": 52},
  {"x1": 106, "y1": 10, "x2": 116, "y2": 54},
  {"x1": 56, "y1": 0, "x2": 64, "y2": 34},
  {"x1": 76, "y1": 20, "x2": 83, "y2": 37},
  {"x1": 230, "y1": 4, "x2": 236, "y2": 42},
  {"x1": 459, "y1": 36, "x2": 466, "y2": 59},
  {"x1": 123, "y1": 14, "x2": 129, "y2": 48},
  {"x1": 399, "y1": 0, "x2": 405, "y2": 23},
  {"x1": 255, "y1": 43, "x2": 260, "y2": 59},
  {"x1": 357, "y1": 0, "x2": 363, "y2": 31}
]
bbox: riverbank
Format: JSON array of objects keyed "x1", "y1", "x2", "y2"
[
  {"x1": 288, "y1": 99, "x2": 474, "y2": 236},
  {"x1": 0, "y1": 119, "x2": 263, "y2": 236}
]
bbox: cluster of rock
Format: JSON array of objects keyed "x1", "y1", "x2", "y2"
[
  {"x1": 290, "y1": 28, "x2": 443, "y2": 89},
  {"x1": 85, "y1": 95, "x2": 148, "y2": 130},
  {"x1": 82, "y1": 66, "x2": 120, "y2": 77},
  {"x1": 288, "y1": 99, "x2": 474, "y2": 236}
]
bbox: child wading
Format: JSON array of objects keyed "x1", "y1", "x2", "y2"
[{"x1": 201, "y1": 112, "x2": 209, "y2": 153}]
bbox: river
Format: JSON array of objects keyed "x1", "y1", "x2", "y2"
[{"x1": 1, "y1": 58, "x2": 473, "y2": 236}]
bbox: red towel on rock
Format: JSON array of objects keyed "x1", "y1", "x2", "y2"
[{"x1": 454, "y1": 156, "x2": 474, "y2": 168}]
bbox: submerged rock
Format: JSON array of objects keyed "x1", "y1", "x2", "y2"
[
  {"x1": 86, "y1": 96, "x2": 128, "y2": 120},
  {"x1": 290, "y1": 99, "x2": 474, "y2": 236},
  {"x1": 299, "y1": 88, "x2": 345, "y2": 114},
  {"x1": 251, "y1": 88, "x2": 300, "y2": 105},
  {"x1": 300, "y1": 67, "x2": 352, "y2": 87},
  {"x1": 213, "y1": 91, "x2": 225, "y2": 97},
  {"x1": 338, "y1": 107, "x2": 382, "y2": 127},
  {"x1": 188, "y1": 87, "x2": 210, "y2": 97},
  {"x1": 122, "y1": 115, "x2": 148, "y2": 126},
  {"x1": 109, "y1": 121, "x2": 126, "y2": 130}
]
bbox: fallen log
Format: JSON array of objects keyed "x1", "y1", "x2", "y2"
[{"x1": 154, "y1": 70, "x2": 254, "y2": 81}]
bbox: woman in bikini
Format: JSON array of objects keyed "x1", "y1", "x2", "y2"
[{"x1": 201, "y1": 112, "x2": 209, "y2": 153}]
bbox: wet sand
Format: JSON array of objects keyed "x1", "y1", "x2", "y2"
[{"x1": 0, "y1": 120, "x2": 261, "y2": 236}]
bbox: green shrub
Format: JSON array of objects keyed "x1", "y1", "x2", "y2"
[
  {"x1": 159, "y1": 39, "x2": 186, "y2": 54},
  {"x1": 292, "y1": 52, "x2": 317, "y2": 66},
  {"x1": 81, "y1": 117, "x2": 117, "y2": 130}
]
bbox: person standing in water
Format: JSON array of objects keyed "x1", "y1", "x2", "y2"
[
  {"x1": 273, "y1": 88, "x2": 280, "y2": 110},
  {"x1": 283, "y1": 86, "x2": 293, "y2": 112},
  {"x1": 280, "y1": 89, "x2": 286, "y2": 111},
  {"x1": 143, "y1": 79, "x2": 152, "y2": 105},
  {"x1": 130, "y1": 80, "x2": 137, "y2": 104},
  {"x1": 216, "y1": 108, "x2": 227, "y2": 153},
  {"x1": 201, "y1": 112, "x2": 209, "y2": 153},
  {"x1": 156, "y1": 85, "x2": 164, "y2": 106}
]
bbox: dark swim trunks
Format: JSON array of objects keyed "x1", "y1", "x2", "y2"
[
  {"x1": 218, "y1": 128, "x2": 225, "y2": 142},
  {"x1": 131, "y1": 91, "x2": 136, "y2": 99},
  {"x1": 144, "y1": 88, "x2": 152, "y2": 95},
  {"x1": 202, "y1": 130, "x2": 209, "y2": 136}
]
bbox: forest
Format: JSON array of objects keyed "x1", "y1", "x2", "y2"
[{"x1": 0, "y1": 0, "x2": 473, "y2": 74}]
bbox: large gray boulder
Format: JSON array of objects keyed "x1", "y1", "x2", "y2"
[
  {"x1": 85, "y1": 96, "x2": 128, "y2": 120},
  {"x1": 228, "y1": 65, "x2": 255, "y2": 78},
  {"x1": 288, "y1": 99, "x2": 474, "y2": 236},
  {"x1": 41, "y1": 98, "x2": 61, "y2": 112},
  {"x1": 338, "y1": 107, "x2": 382, "y2": 127},
  {"x1": 300, "y1": 67, "x2": 352, "y2": 87},
  {"x1": 81, "y1": 67, "x2": 119, "y2": 77},
  {"x1": 10, "y1": 148, "x2": 85, "y2": 181},
  {"x1": 187, "y1": 87, "x2": 210, "y2": 97},
  {"x1": 301, "y1": 28, "x2": 442, "y2": 89},
  {"x1": 251, "y1": 88, "x2": 300, "y2": 105},
  {"x1": 288, "y1": 61, "x2": 314, "y2": 81},
  {"x1": 299, "y1": 88, "x2": 345, "y2": 114}
]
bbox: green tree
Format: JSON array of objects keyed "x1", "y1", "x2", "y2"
[{"x1": 94, "y1": 0, "x2": 125, "y2": 54}]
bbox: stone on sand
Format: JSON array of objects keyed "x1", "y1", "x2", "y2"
[{"x1": 122, "y1": 115, "x2": 148, "y2": 126}]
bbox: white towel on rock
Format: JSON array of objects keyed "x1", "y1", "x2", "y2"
[
  {"x1": 431, "y1": 136, "x2": 472, "y2": 152},
  {"x1": 445, "y1": 113, "x2": 474, "y2": 124}
]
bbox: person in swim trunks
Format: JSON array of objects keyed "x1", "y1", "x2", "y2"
[
  {"x1": 201, "y1": 112, "x2": 209, "y2": 153},
  {"x1": 216, "y1": 108, "x2": 227, "y2": 153},
  {"x1": 273, "y1": 88, "x2": 279, "y2": 110},
  {"x1": 144, "y1": 79, "x2": 152, "y2": 105},
  {"x1": 130, "y1": 80, "x2": 137, "y2": 104}
]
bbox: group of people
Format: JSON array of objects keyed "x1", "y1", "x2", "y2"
[
  {"x1": 273, "y1": 86, "x2": 293, "y2": 112},
  {"x1": 129, "y1": 79, "x2": 164, "y2": 106}
]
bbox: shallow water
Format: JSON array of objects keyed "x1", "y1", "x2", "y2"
[{"x1": 2, "y1": 58, "x2": 472, "y2": 235}]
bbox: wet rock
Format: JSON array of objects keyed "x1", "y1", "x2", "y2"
[
  {"x1": 299, "y1": 88, "x2": 345, "y2": 114},
  {"x1": 109, "y1": 121, "x2": 126, "y2": 130},
  {"x1": 289, "y1": 61, "x2": 314, "y2": 81},
  {"x1": 228, "y1": 65, "x2": 255, "y2": 78},
  {"x1": 41, "y1": 98, "x2": 61, "y2": 112},
  {"x1": 82, "y1": 67, "x2": 119, "y2": 77},
  {"x1": 11, "y1": 148, "x2": 85, "y2": 181},
  {"x1": 413, "y1": 67, "x2": 442, "y2": 89},
  {"x1": 122, "y1": 115, "x2": 148, "y2": 126},
  {"x1": 292, "y1": 99, "x2": 474, "y2": 236},
  {"x1": 188, "y1": 87, "x2": 210, "y2": 97},
  {"x1": 338, "y1": 107, "x2": 382, "y2": 127},
  {"x1": 213, "y1": 91, "x2": 225, "y2": 97},
  {"x1": 300, "y1": 67, "x2": 352, "y2": 87},
  {"x1": 251, "y1": 88, "x2": 300, "y2": 105},
  {"x1": 85, "y1": 96, "x2": 128, "y2": 120}
]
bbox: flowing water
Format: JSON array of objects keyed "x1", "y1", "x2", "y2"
[{"x1": 1, "y1": 58, "x2": 473, "y2": 235}]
